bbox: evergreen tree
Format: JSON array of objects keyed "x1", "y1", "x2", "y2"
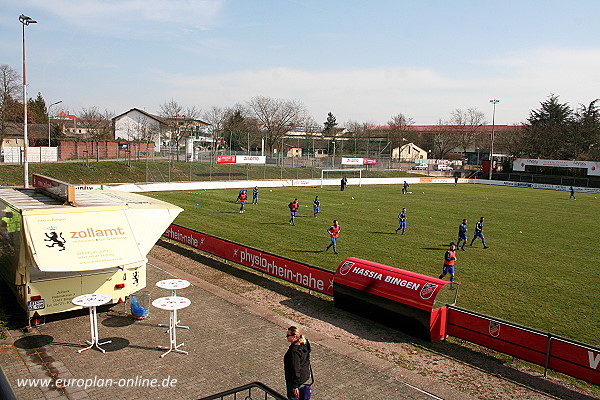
[
  {"x1": 522, "y1": 95, "x2": 573, "y2": 159},
  {"x1": 27, "y1": 92, "x2": 47, "y2": 124},
  {"x1": 323, "y1": 112, "x2": 337, "y2": 135}
]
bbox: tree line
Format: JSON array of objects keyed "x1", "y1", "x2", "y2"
[{"x1": 1, "y1": 63, "x2": 598, "y2": 161}]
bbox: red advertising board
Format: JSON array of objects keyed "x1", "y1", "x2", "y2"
[
  {"x1": 447, "y1": 307, "x2": 600, "y2": 385},
  {"x1": 216, "y1": 155, "x2": 236, "y2": 163},
  {"x1": 549, "y1": 339, "x2": 600, "y2": 385},
  {"x1": 447, "y1": 308, "x2": 548, "y2": 365},
  {"x1": 363, "y1": 158, "x2": 377, "y2": 165},
  {"x1": 163, "y1": 224, "x2": 334, "y2": 295}
]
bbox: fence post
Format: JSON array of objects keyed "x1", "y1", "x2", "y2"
[{"x1": 544, "y1": 334, "x2": 552, "y2": 378}]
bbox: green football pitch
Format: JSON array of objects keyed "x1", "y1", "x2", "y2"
[{"x1": 152, "y1": 183, "x2": 599, "y2": 346}]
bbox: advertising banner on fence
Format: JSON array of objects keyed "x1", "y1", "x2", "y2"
[
  {"x1": 513, "y1": 158, "x2": 600, "y2": 176},
  {"x1": 216, "y1": 155, "x2": 266, "y2": 164},
  {"x1": 163, "y1": 224, "x2": 334, "y2": 295},
  {"x1": 447, "y1": 307, "x2": 600, "y2": 385},
  {"x1": 341, "y1": 157, "x2": 377, "y2": 165}
]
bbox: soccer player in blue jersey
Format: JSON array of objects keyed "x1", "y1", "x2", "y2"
[
  {"x1": 457, "y1": 219, "x2": 468, "y2": 251},
  {"x1": 395, "y1": 208, "x2": 407, "y2": 234},
  {"x1": 470, "y1": 217, "x2": 489, "y2": 248},
  {"x1": 402, "y1": 181, "x2": 409, "y2": 194},
  {"x1": 252, "y1": 186, "x2": 259, "y2": 204},
  {"x1": 439, "y1": 242, "x2": 457, "y2": 285},
  {"x1": 313, "y1": 196, "x2": 320, "y2": 217},
  {"x1": 569, "y1": 186, "x2": 576, "y2": 200}
]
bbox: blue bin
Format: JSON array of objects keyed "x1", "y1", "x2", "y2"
[{"x1": 130, "y1": 291, "x2": 150, "y2": 319}]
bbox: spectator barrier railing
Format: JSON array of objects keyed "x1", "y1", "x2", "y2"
[{"x1": 197, "y1": 381, "x2": 287, "y2": 400}]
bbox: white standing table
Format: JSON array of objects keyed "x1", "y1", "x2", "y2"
[
  {"x1": 72, "y1": 293, "x2": 112, "y2": 353},
  {"x1": 152, "y1": 296, "x2": 191, "y2": 358},
  {"x1": 156, "y1": 279, "x2": 190, "y2": 330}
]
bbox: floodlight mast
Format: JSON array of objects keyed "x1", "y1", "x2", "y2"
[{"x1": 19, "y1": 14, "x2": 37, "y2": 188}]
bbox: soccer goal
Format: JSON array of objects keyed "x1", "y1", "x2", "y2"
[{"x1": 320, "y1": 169, "x2": 364, "y2": 188}]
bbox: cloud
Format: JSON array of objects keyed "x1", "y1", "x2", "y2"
[{"x1": 146, "y1": 44, "x2": 598, "y2": 125}]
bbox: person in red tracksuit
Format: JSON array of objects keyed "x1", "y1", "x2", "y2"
[{"x1": 289, "y1": 199, "x2": 299, "y2": 225}]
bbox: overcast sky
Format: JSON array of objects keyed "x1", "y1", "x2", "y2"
[{"x1": 2, "y1": 0, "x2": 599, "y2": 126}]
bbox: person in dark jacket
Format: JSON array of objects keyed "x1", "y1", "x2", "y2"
[{"x1": 284, "y1": 326, "x2": 311, "y2": 400}]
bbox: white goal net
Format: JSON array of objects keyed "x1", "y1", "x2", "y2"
[{"x1": 320, "y1": 169, "x2": 364, "y2": 188}]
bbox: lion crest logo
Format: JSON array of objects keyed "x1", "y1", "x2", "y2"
[{"x1": 44, "y1": 228, "x2": 66, "y2": 251}]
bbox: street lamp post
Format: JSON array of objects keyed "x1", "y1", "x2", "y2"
[
  {"x1": 331, "y1": 141, "x2": 336, "y2": 167},
  {"x1": 47, "y1": 100, "x2": 62, "y2": 147},
  {"x1": 489, "y1": 99, "x2": 499, "y2": 180},
  {"x1": 19, "y1": 14, "x2": 37, "y2": 188}
]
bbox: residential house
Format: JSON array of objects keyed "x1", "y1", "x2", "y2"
[
  {"x1": 113, "y1": 108, "x2": 211, "y2": 154},
  {"x1": 392, "y1": 142, "x2": 428, "y2": 160}
]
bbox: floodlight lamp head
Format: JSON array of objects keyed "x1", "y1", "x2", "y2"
[{"x1": 19, "y1": 14, "x2": 37, "y2": 25}]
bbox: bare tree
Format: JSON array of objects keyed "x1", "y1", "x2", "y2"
[
  {"x1": 0, "y1": 64, "x2": 21, "y2": 137},
  {"x1": 246, "y1": 96, "x2": 308, "y2": 153},
  {"x1": 158, "y1": 99, "x2": 202, "y2": 160},
  {"x1": 202, "y1": 106, "x2": 228, "y2": 150},
  {"x1": 77, "y1": 107, "x2": 115, "y2": 161},
  {"x1": 449, "y1": 108, "x2": 487, "y2": 155},
  {"x1": 430, "y1": 119, "x2": 459, "y2": 159},
  {"x1": 387, "y1": 113, "x2": 414, "y2": 150},
  {"x1": 344, "y1": 120, "x2": 376, "y2": 155}
]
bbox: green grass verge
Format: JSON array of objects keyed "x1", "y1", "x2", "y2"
[
  {"x1": 150, "y1": 183, "x2": 599, "y2": 346},
  {"x1": 0, "y1": 160, "x2": 419, "y2": 186}
]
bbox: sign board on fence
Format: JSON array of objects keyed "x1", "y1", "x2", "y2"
[
  {"x1": 341, "y1": 158, "x2": 377, "y2": 165},
  {"x1": 513, "y1": 158, "x2": 600, "y2": 176},
  {"x1": 216, "y1": 155, "x2": 266, "y2": 164}
]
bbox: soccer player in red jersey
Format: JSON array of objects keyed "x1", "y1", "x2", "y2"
[
  {"x1": 326, "y1": 220, "x2": 341, "y2": 254},
  {"x1": 288, "y1": 199, "x2": 299, "y2": 225}
]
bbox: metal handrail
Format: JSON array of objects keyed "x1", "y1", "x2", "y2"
[{"x1": 198, "y1": 381, "x2": 287, "y2": 400}]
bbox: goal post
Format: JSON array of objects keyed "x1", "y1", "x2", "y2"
[{"x1": 321, "y1": 169, "x2": 364, "y2": 188}]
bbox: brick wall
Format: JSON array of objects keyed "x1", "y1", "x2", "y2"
[{"x1": 58, "y1": 141, "x2": 155, "y2": 161}]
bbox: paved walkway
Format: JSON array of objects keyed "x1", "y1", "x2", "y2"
[{"x1": 0, "y1": 258, "x2": 476, "y2": 400}]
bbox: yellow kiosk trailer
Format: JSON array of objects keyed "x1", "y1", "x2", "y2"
[{"x1": 0, "y1": 174, "x2": 182, "y2": 326}]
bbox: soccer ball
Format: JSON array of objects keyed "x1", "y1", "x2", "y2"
[
  {"x1": 519, "y1": 231, "x2": 523, "y2": 234},
  {"x1": 422, "y1": 191, "x2": 425, "y2": 194},
  {"x1": 351, "y1": 197, "x2": 354, "y2": 200},
  {"x1": 269, "y1": 189, "x2": 273, "y2": 192}
]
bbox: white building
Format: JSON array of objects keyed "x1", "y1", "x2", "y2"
[
  {"x1": 113, "y1": 108, "x2": 211, "y2": 155},
  {"x1": 392, "y1": 142, "x2": 428, "y2": 160},
  {"x1": 113, "y1": 108, "x2": 167, "y2": 152}
]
